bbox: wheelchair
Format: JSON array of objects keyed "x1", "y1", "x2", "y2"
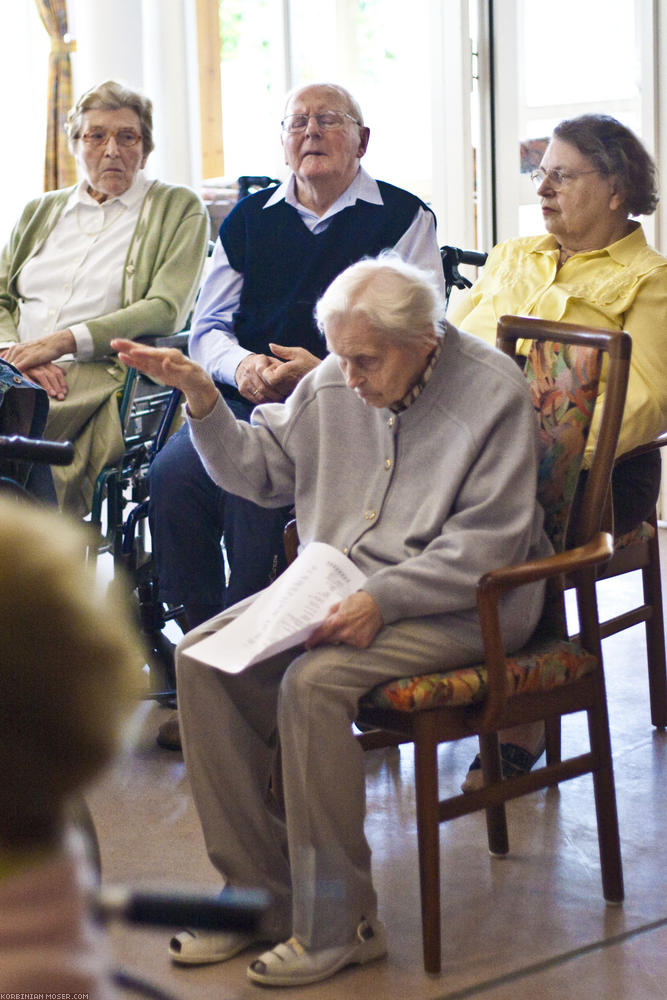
[
  {"x1": 86, "y1": 328, "x2": 190, "y2": 703},
  {"x1": 87, "y1": 176, "x2": 283, "y2": 705}
]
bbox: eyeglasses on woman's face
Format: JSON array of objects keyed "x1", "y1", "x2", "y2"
[
  {"x1": 81, "y1": 128, "x2": 142, "y2": 148},
  {"x1": 530, "y1": 166, "x2": 600, "y2": 190}
]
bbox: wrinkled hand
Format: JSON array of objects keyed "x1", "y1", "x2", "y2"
[
  {"x1": 23, "y1": 363, "x2": 69, "y2": 400},
  {"x1": 235, "y1": 353, "x2": 288, "y2": 404},
  {"x1": 111, "y1": 338, "x2": 219, "y2": 420},
  {"x1": 262, "y1": 343, "x2": 321, "y2": 397},
  {"x1": 305, "y1": 590, "x2": 383, "y2": 650},
  {"x1": 2, "y1": 329, "x2": 75, "y2": 371}
]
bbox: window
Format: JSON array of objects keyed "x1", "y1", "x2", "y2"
[
  {"x1": 217, "y1": 0, "x2": 289, "y2": 180},
  {"x1": 214, "y1": 0, "x2": 433, "y2": 206},
  {"x1": 485, "y1": 0, "x2": 652, "y2": 242},
  {"x1": 519, "y1": 0, "x2": 644, "y2": 235}
]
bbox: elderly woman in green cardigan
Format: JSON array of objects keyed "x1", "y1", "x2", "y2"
[{"x1": 0, "y1": 79, "x2": 209, "y2": 516}]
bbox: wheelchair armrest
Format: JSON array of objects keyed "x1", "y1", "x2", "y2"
[
  {"x1": 136, "y1": 331, "x2": 190, "y2": 352},
  {"x1": 96, "y1": 884, "x2": 270, "y2": 930},
  {"x1": 615, "y1": 430, "x2": 667, "y2": 465},
  {"x1": 0, "y1": 433, "x2": 74, "y2": 466}
]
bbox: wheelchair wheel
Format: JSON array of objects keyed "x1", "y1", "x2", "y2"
[
  {"x1": 67, "y1": 795, "x2": 102, "y2": 881},
  {"x1": 145, "y1": 629, "x2": 177, "y2": 705}
]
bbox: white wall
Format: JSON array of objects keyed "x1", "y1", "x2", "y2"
[{"x1": 0, "y1": 5, "x2": 49, "y2": 243}]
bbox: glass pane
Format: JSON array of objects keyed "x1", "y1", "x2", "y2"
[
  {"x1": 218, "y1": 0, "x2": 287, "y2": 180},
  {"x1": 515, "y1": 0, "x2": 643, "y2": 236},
  {"x1": 345, "y1": 0, "x2": 431, "y2": 201},
  {"x1": 288, "y1": 0, "x2": 433, "y2": 203},
  {"x1": 522, "y1": 0, "x2": 639, "y2": 109}
]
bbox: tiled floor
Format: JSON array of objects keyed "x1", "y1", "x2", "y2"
[{"x1": 87, "y1": 529, "x2": 667, "y2": 999}]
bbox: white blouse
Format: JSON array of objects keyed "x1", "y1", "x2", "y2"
[{"x1": 16, "y1": 173, "x2": 150, "y2": 360}]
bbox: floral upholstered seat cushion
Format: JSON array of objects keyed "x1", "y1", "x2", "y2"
[{"x1": 360, "y1": 638, "x2": 598, "y2": 713}]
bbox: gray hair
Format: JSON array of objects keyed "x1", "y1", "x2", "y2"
[
  {"x1": 316, "y1": 254, "x2": 443, "y2": 349},
  {"x1": 553, "y1": 114, "x2": 658, "y2": 217},
  {"x1": 284, "y1": 82, "x2": 364, "y2": 126},
  {"x1": 65, "y1": 79, "x2": 154, "y2": 155}
]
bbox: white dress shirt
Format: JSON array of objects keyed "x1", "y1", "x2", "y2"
[
  {"x1": 16, "y1": 173, "x2": 151, "y2": 360},
  {"x1": 189, "y1": 167, "x2": 445, "y2": 385}
]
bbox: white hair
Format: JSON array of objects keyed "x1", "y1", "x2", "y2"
[
  {"x1": 315, "y1": 253, "x2": 443, "y2": 349},
  {"x1": 283, "y1": 82, "x2": 364, "y2": 126}
]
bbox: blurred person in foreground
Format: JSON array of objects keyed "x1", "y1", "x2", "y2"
[{"x1": 0, "y1": 498, "x2": 142, "y2": 995}]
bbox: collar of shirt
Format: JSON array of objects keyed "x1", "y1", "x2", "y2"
[
  {"x1": 529, "y1": 221, "x2": 645, "y2": 266},
  {"x1": 390, "y1": 338, "x2": 443, "y2": 413},
  {"x1": 263, "y1": 166, "x2": 382, "y2": 233},
  {"x1": 63, "y1": 171, "x2": 152, "y2": 216}
]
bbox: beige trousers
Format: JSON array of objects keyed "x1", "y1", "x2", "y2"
[{"x1": 176, "y1": 598, "x2": 496, "y2": 950}]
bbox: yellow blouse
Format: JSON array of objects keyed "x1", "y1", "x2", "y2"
[{"x1": 449, "y1": 224, "x2": 667, "y2": 464}]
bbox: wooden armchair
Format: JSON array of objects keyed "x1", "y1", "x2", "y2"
[
  {"x1": 591, "y1": 432, "x2": 667, "y2": 728},
  {"x1": 347, "y1": 317, "x2": 632, "y2": 973}
]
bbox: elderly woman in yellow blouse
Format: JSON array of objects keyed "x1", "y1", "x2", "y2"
[
  {"x1": 0, "y1": 80, "x2": 209, "y2": 515},
  {"x1": 450, "y1": 113, "x2": 667, "y2": 788}
]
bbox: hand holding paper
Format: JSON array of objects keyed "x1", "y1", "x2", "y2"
[
  {"x1": 305, "y1": 590, "x2": 383, "y2": 650},
  {"x1": 187, "y1": 542, "x2": 370, "y2": 673}
]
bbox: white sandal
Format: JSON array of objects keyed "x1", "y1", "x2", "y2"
[
  {"x1": 169, "y1": 927, "x2": 262, "y2": 965},
  {"x1": 247, "y1": 917, "x2": 387, "y2": 987}
]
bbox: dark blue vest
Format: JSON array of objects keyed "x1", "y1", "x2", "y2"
[{"x1": 218, "y1": 181, "x2": 433, "y2": 403}]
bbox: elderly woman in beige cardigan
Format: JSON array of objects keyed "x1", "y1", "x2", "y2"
[{"x1": 0, "y1": 79, "x2": 209, "y2": 515}]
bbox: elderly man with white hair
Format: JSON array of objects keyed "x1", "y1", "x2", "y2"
[
  {"x1": 151, "y1": 79, "x2": 446, "y2": 753},
  {"x1": 148, "y1": 81, "x2": 445, "y2": 639},
  {"x1": 112, "y1": 254, "x2": 551, "y2": 988}
]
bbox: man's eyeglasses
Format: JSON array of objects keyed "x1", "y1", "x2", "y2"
[
  {"x1": 81, "y1": 128, "x2": 143, "y2": 148},
  {"x1": 530, "y1": 166, "x2": 600, "y2": 190},
  {"x1": 281, "y1": 111, "x2": 361, "y2": 133}
]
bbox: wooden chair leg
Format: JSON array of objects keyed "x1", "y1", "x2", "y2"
[
  {"x1": 413, "y1": 714, "x2": 442, "y2": 974},
  {"x1": 479, "y1": 732, "x2": 509, "y2": 857},
  {"x1": 545, "y1": 715, "x2": 562, "y2": 764},
  {"x1": 643, "y1": 513, "x2": 667, "y2": 729},
  {"x1": 587, "y1": 689, "x2": 624, "y2": 903}
]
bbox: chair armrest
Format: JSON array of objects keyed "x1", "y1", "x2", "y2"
[
  {"x1": 477, "y1": 532, "x2": 613, "y2": 599},
  {"x1": 136, "y1": 331, "x2": 189, "y2": 352},
  {"x1": 473, "y1": 532, "x2": 613, "y2": 729},
  {"x1": 615, "y1": 431, "x2": 667, "y2": 465}
]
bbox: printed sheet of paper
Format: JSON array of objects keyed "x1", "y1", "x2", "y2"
[{"x1": 187, "y1": 542, "x2": 367, "y2": 673}]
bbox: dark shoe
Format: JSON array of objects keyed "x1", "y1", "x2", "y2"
[
  {"x1": 461, "y1": 739, "x2": 546, "y2": 792},
  {"x1": 156, "y1": 711, "x2": 181, "y2": 751}
]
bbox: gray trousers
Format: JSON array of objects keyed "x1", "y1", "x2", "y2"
[{"x1": 176, "y1": 602, "x2": 500, "y2": 950}]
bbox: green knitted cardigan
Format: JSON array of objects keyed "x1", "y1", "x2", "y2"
[{"x1": 0, "y1": 179, "x2": 209, "y2": 358}]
